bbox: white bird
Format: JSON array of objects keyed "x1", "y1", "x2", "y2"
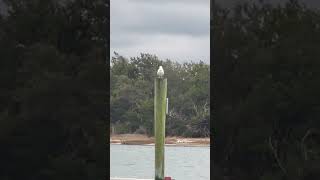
[{"x1": 157, "y1": 66, "x2": 164, "y2": 78}]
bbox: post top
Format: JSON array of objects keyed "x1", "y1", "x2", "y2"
[{"x1": 157, "y1": 66, "x2": 164, "y2": 78}]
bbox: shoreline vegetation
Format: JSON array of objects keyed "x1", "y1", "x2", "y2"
[
  {"x1": 111, "y1": 53, "x2": 210, "y2": 138},
  {"x1": 110, "y1": 134, "x2": 210, "y2": 147}
]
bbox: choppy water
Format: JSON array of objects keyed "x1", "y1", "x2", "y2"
[{"x1": 110, "y1": 144, "x2": 210, "y2": 180}]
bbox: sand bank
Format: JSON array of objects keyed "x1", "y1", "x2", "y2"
[{"x1": 110, "y1": 134, "x2": 210, "y2": 147}]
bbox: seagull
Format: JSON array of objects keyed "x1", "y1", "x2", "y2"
[{"x1": 157, "y1": 66, "x2": 164, "y2": 78}]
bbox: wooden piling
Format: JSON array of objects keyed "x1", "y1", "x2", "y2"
[{"x1": 154, "y1": 76, "x2": 167, "y2": 180}]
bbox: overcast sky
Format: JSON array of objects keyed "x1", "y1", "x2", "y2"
[{"x1": 111, "y1": 0, "x2": 210, "y2": 64}]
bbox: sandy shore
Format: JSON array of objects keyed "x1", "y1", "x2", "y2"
[{"x1": 110, "y1": 134, "x2": 210, "y2": 147}]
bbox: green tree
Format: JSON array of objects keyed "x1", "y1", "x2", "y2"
[
  {"x1": 213, "y1": 0, "x2": 320, "y2": 179},
  {"x1": 110, "y1": 53, "x2": 210, "y2": 137},
  {"x1": 0, "y1": 0, "x2": 107, "y2": 179}
]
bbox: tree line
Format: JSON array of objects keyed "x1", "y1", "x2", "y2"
[
  {"x1": 0, "y1": 0, "x2": 107, "y2": 179},
  {"x1": 110, "y1": 53, "x2": 210, "y2": 137},
  {"x1": 213, "y1": 0, "x2": 320, "y2": 179}
]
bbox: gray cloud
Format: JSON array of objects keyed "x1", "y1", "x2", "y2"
[
  {"x1": 132, "y1": 0, "x2": 209, "y2": 4},
  {"x1": 122, "y1": 5, "x2": 209, "y2": 36},
  {"x1": 111, "y1": 0, "x2": 210, "y2": 64}
]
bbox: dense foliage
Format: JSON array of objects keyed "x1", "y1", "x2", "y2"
[
  {"x1": 0, "y1": 0, "x2": 107, "y2": 179},
  {"x1": 213, "y1": 0, "x2": 320, "y2": 179},
  {"x1": 110, "y1": 53, "x2": 210, "y2": 137}
]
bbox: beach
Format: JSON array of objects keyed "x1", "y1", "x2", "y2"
[{"x1": 110, "y1": 134, "x2": 210, "y2": 147}]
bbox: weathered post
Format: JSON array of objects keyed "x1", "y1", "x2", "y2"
[{"x1": 154, "y1": 66, "x2": 167, "y2": 180}]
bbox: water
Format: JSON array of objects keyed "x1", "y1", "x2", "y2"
[{"x1": 110, "y1": 144, "x2": 210, "y2": 180}]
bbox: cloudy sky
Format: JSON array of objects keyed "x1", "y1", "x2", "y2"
[{"x1": 111, "y1": 0, "x2": 210, "y2": 64}]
